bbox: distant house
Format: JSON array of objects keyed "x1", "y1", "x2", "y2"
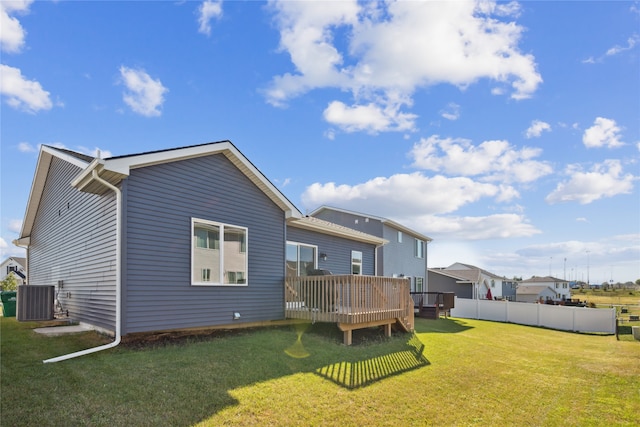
[
  {"x1": 1, "y1": 257, "x2": 27, "y2": 286},
  {"x1": 515, "y1": 284, "x2": 559, "y2": 303},
  {"x1": 309, "y1": 206, "x2": 432, "y2": 292},
  {"x1": 428, "y1": 263, "x2": 515, "y2": 300},
  {"x1": 14, "y1": 142, "x2": 399, "y2": 340},
  {"x1": 519, "y1": 276, "x2": 570, "y2": 301}
]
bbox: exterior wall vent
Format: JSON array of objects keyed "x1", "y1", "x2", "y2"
[{"x1": 17, "y1": 285, "x2": 55, "y2": 321}]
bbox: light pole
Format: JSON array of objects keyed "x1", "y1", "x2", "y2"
[{"x1": 586, "y1": 250, "x2": 590, "y2": 287}]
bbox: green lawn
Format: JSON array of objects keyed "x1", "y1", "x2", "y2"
[{"x1": 1, "y1": 317, "x2": 638, "y2": 426}]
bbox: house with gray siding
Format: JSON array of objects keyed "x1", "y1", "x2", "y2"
[
  {"x1": 309, "y1": 206, "x2": 431, "y2": 292},
  {"x1": 428, "y1": 263, "x2": 515, "y2": 300},
  {"x1": 14, "y1": 142, "x2": 386, "y2": 340}
]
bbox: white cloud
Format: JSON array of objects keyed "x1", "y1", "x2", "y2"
[
  {"x1": 8, "y1": 220, "x2": 22, "y2": 233},
  {"x1": 301, "y1": 172, "x2": 505, "y2": 217},
  {"x1": 545, "y1": 159, "x2": 636, "y2": 204},
  {"x1": 0, "y1": 0, "x2": 32, "y2": 53},
  {"x1": 323, "y1": 100, "x2": 417, "y2": 133},
  {"x1": 410, "y1": 135, "x2": 552, "y2": 183},
  {"x1": 583, "y1": 117, "x2": 624, "y2": 148},
  {"x1": 266, "y1": 0, "x2": 541, "y2": 133},
  {"x1": 410, "y1": 213, "x2": 540, "y2": 240},
  {"x1": 440, "y1": 103, "x2": 461, "y2": 121},
  {"x1": 77, "y1": 146, "x2": 113, "y2": 158},
  {"x1": 583, "y1": 34, "x2": 639, "y2": 63},
  {"x1": 0, "y1": 64, "x2": 52, "y2": 113},
  {"x1": 605, "y1": 34, "x2": 639, "y2": 56},
  {"x1": 197, "y1": 0, "x2": 223, "y2": 36},
  {"x1": 119, "y1": 66, "x2": 168, "y2": 117},
  {"x1": 0, "y1": 236, "x2": 26, "y2": 259},
  {"x1": 525, "y1": 119, "x2": 551, "y2": 138},
  {"x1": 18, "y1": 142, "x2": 36, "y2": 152}
]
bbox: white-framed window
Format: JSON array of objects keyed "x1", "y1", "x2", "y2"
[
  {"x1": 397, "y1": 231, "x2": 403, "y2": 243},
  {"x1": 351, "y1": 250, "x2": 363, "y2": 275},
  {"x1": 415, "y1": 277, "x2": 424, "y2": 292},
  {"x1": 286, "y1": 242, "x2": 317, "y2": 276},
  {"x1": 192, "y1": 218, "x2": 247, "y2": 286},
  {"x1": 415, "y1": 239, "x2": 424, "y2": 258}
]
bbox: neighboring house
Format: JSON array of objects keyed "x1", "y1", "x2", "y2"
[
  {"x1": 13, "y1": 142, "x2": 388, "y2": 337},
  {"x1": 309, "y1": 206, "x2": 432, "y2": 293},
  {"x1": 519, "y1": 276, "x2": 570, "y2": 301},
  {"x1": 515, "y1": 284, "x2": 559, "y2": 303},
  {"x1": 428, "y1": 263, "x2": 513, "y2": 300},
  {"x1": 1, "y1": 257, "x2": 27, "y2": 286}
]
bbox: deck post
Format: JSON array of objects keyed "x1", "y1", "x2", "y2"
[
  {"x1": 344, "y1": 330, "x2": 352, "y2": 345},
  {"x1": 384, "y1": 322, "x2": 392, "y2": 337}
]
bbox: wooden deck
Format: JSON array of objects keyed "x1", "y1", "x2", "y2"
[{"x1": 285, "y1": 275, "x2": 414, "y2": 345}]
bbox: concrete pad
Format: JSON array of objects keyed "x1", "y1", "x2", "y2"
[{"x1": 34, "y1": 324, "x2": 92, "y2": 336}]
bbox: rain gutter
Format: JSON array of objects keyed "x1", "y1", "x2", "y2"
[{"x1": 43, "y1": 170, "x2": 122, "y2": 363}]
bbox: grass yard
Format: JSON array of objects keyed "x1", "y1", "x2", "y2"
[{"x1": 1, "y1": 316, "x2": 639, "y2": 426}]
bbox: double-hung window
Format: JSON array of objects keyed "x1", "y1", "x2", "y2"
[{"x1": 192, "y1": 218, "x2": 247, "y2": 286}]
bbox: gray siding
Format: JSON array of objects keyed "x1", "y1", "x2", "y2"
[
  {"x1": 428, "y1": 271, "x2": 473, "y2": 299},
  {"x1": 381, "y1": 224, "x2": 427, "y2": 285},
  {"x1": 28, "y1": 158, "x2": 117, "y2": 331},
  {"x1": 122, "y1": 154, "x2": 286, "y2": 334},
  {"x1": 286, "y1": 227, "x2": 376, "y2": 275},
  {"x1": 312, "y1": 209, "x2": 427, "y2": 285}
]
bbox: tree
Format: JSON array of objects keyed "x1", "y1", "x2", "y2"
[
  {"x1": 636, "y1": 278, "x2": 640, "y2": 287},
  {"x1": 1, "y1": 273, "x2": 18, "y2": 291}
]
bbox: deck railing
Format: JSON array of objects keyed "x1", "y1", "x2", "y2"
[{"x1": 285, "y1": 275, "x2": 412, "y2": 327}]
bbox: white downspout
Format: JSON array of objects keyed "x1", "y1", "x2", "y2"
[{"x1": 43, "y1": 170, "x2": 121, "y2": 363}]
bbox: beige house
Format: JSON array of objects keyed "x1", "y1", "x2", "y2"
[
  {"x1": 519, "y1": 276, "x2": 570, "y2": 301},
  {"x1": 1, "y1": 257, "x2": 27, "y2": 286}
]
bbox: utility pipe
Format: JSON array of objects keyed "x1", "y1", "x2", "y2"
[{"x1": 43, "y1": 170, "x2": 122, "y2": 363}]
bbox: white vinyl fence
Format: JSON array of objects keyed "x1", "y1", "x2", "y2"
[{"x1": 450, "y1": 297, "x2": 616, "y2": 334}]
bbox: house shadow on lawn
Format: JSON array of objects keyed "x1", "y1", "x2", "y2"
[
  {"x1": 3, "y1": 318, "x2": 435, "y2": 426},
  {"x1": 413, "y1": 317, "x2": 475, "y2": 334}
]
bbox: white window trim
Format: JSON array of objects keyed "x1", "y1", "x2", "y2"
[
  {"x1": 191, "y1": 218, "x2": 248, "y2": 287},
  {"x1": 286, "y1": 241, "x2": 318, "y2": 276},
  {"x1": 351, "y1": 250, "x2": 363, "y2": 275},
  {"x1": 415, "y1": 238, "x2": 424, "y2": 259}
]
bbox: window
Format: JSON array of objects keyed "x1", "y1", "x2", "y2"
[
  {"x1": 286, "y1": 242, "x2": 317, "y2": 276},
  {"x1": 351, "y1": 251, "x2": 363, "y2": 275},
  {"x1": 192, "y1": 218, "x2": 247, "y2": 286},
  {"x1": 415, "y1": 277, "x2": 424, "y2": 292},
  {"x1": 415, "y1": 239, "x2": 424, "y2": 258},
  {"x1": 397, "y1": 231, "x2": 403, "y2": 243}
]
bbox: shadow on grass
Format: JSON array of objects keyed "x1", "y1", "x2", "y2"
[
  {"x1": 1, "y1": 318, "x2": 432, "y2": 426},
  {"x1": 413, "y1": 317, "x2": 475, "y2": 334}
]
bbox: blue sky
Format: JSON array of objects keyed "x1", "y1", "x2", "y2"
[{"x1": 1, "y1": 0, "x2": 639, "y2": 283}]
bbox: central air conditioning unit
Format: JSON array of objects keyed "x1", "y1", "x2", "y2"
[{"x1": 17, "y1": 285, "x2": 55, "y2": 321}]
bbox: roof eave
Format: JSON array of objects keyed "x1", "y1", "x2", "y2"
[
  {"x1": 102, "y1": 141, "x2": 302, "y2": 218},
  {"x1": 288, "y1": 218, "x2": 387, "y2": 245},
  {"x1": 18, "y1": 146, "x2": 92, "y2": 242}
]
